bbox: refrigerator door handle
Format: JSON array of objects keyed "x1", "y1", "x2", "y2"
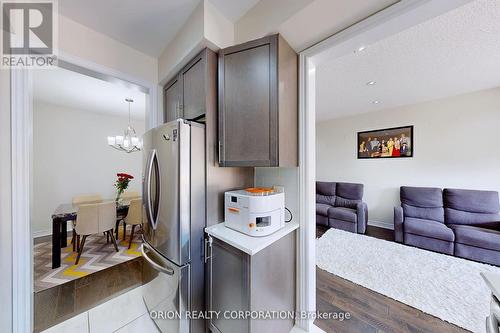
[
  {"x1": 141, "y1": 243, "x2": 175, "y2": 276},
  {"x1": 145, "y1": 149, "x2": 157, "y2": 229}
]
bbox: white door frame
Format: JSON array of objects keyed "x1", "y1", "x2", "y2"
[
  {"x1": 297, "y1": 0, "x2": 471, "y2": 330},
  {"x1": 10, "y1": 52, "x2": 158, "y2": 332}
]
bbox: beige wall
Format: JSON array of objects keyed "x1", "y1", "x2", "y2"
[
  {"x1": 32, "y1": 101, "x2": 144, "y2": 235},
  {"x1": 2, "y1": 13, "x2": 158, "y2": 330},
  {"x1": 316, "y1": 87, "x2": 500, "y2": 228},
  {"x1": 0, "y1": 67, "x2": 12, "y2": 333},
  {"x1": 59, "y1": 15, "x2": 158, "y2": 83},
  {"x1": 158, "y1": 0, "x2": 234, "y2": 85},
  {"x1": 234, "y1": 0, "x2": 396, "y2": 50}
]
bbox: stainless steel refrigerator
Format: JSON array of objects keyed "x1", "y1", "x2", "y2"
[{"x1": 141, "y1": 119, "x2": 206, "y2": 333}]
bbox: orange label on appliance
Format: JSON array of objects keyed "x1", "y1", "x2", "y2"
[
  {"x1": 228, "y1": 207, "x2": 239, "y2": 213},
  {"x1": 248, "y1": 223, "x2": 255, "y2": 228},
  {"x1": 244, "y1": 187, "x2": 274, "y2": 194}
]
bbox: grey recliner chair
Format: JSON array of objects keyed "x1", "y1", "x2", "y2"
[
  {"x1": 316, "y1": 181, "x2": 368, "y2": 234},
  {"x1": 394, "y1": 186, "x2": 454, "y2": 255}
]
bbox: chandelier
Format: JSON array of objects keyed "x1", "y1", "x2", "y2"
[{"x1": 107, "y1": 98, "x2": 142, "y2": 153}]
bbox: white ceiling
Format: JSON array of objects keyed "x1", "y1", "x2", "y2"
[
  {"x1": 316, "y1": 0, "x2": 500, "y2": 122},
  {"x1": 59, "y1": 0, "x2": 199, "y2": 57},
  {"x1": 58, "y1": 0, "x2": 259, "y2": 57},
  {"x1": 33, "y1": 67, "x2": 147, "y2": 119},
  {"x1": 209, "y1": 0, "x2": 260, "y2": 22}
]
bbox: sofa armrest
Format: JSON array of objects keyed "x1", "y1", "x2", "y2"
[
  {"x1": 356, "y1": 202, "x2": 368, "y2": 234},
  {"x1": 394, "y1": 206, "x2": 404, "y2": 243}
]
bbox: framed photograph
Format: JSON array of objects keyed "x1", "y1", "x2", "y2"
[{"x1": 357, "y1": 126, "x2": 414, "y2": 159}]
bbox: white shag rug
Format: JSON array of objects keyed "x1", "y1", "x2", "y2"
[{"x1": 316, "y1": 228, "x2": 500, "y2": 333}]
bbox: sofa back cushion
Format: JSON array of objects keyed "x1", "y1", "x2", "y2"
[
  {"x1": 400, "y1": 186, "x2": 444, "y2": 223},
  {"x1": 316, "y1": 181, "x2": 336, "y2": 206},
  {"x1": 444, "y1": 188, "x2": 500, "y2": 225},
  {"x1": 335, "y1": 182, "x2": 363, "y2": 209}
]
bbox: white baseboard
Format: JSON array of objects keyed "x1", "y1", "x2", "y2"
[
  {"x1": 368, "y1": 220, "x2": 394, "y2": 230},
  {"x1": 32, "y1": 225, "x2": 73, "y2": 239}
]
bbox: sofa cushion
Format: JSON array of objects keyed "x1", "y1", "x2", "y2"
[
  {"x1": 316, "y1": 203, "x2": 332, "y2": 217},
  {"x1": 328, "y1": 207, "x2": 357, "y2": 223},
  {"x1": 444, "y1": 189, "x2": 500, "y2": 214},
  {"x1": 335, "y1": 182, "x2": 363, "y2": 209},
  {"x1": 404, "y1": 217, "x2": 454, "y2": 241},
  {"x1": 317, "y1": 182, "x2": 336, "y2": 206},
  {"x1": 401, "y1": 186, "x2": 444, "y2": 223},
  {"x1": 449, "y1": 224, "x2": 500, "y2": 251},
  {"x1": 401, "y1": 186, "x2": 443, "y2": 208},
  {"x1": 445, "y1": 208, "x2": 500, "y2": 226}
]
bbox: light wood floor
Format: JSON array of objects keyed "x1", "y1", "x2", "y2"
[{"x1": 315, "y1": 225, "x2": 470, "y2": 333}]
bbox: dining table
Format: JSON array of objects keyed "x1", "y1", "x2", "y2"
[{"x1": 51, "y1": 200, "x2": 130, "y2": 269}]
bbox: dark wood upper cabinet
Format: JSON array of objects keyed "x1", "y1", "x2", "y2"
[
  {"x1": 164, "y1": 75, "x2": 182, "y2": 122},
  {"x1": 218, "y1": 34, "x2": 298, "y2": 167},
  {"x1": 164, "y1": 49, "x2": 209, "y2": 123}
]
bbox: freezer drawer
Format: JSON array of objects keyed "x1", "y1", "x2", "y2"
[{"x1": 142, "y1": 243, "x2": 190, "y2": 333}]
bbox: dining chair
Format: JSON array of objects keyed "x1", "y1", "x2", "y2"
[
  {"x1": 75, "y1": 202, "x2": 118, "y2": 265},
  {"x1": 125, "y1": 198, "x2": 142, "y2": 249},
  {"x1": 71, "y1": 194, "x2": 103, "y2": 251},
  {"x1": 121, "y1": 191, "x2": 141, "y2": 200},
  {"x1": 116, "y1": 191, "x2": 141, "y2": 241}
]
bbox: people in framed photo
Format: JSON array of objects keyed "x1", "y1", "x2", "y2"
[{"x1": 358, "y1": 126, "x2": 413, "y2": 159}]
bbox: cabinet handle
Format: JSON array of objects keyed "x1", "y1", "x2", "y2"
[
  {"x1": 204, "y1": 236, "x2": 213, "y2": 264},
  {"x1": 218, "y1": 141, "x2": 222, "y2": 165}
]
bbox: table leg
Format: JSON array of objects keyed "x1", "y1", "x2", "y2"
[
  {"x1": 61, "y1": 220, "x2": 68, "y2": 248},
  {"x1": 52, "y1": 218, "x2": 62, "y2": 269}
]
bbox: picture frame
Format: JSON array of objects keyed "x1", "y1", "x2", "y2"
[{"x1": 357, "y1": 125, "x2": 414, "y2": 159}]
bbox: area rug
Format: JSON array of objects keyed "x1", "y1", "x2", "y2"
[
  {"x1": 316, "y1": 228, "x2": 500, "y2": 333},
  {"x1": 34, "y1": 227, "x2": 142, "y2": 292}
]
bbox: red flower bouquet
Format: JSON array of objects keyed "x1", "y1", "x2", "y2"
[{"x1": 115, "y1": 173, "x2": 134, "y2": 201}]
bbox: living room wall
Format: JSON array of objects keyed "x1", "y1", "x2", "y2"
[{"x1": 316, "y1": 86, "x2": 500, "y2": 228}]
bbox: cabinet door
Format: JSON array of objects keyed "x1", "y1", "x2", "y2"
[
  {"x1": 164, "y1": 75, "x2": 182, "y2": 123},
  {"x1": 182, "y1": 52, "x2": 206, "y2": 120},
  {"x1": 218, "y1": 35, "x2": 278, "y2": 167},
  {"x1": 209, "y1": 238, "x2": 249, "y2": 333}
]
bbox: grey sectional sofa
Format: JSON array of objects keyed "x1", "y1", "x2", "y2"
[
  {"x1": 316, "y1": 181, "x2": 368, "y2": 234},
  {"x1": 394, "y1": 186, "x2": 500, "y2": 266}
]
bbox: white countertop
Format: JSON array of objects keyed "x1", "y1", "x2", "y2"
[{"x1": 205, "y1": 221, "x2": 299, "y2": 256}]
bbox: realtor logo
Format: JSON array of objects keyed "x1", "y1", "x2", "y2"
[{"x1": 1, "y1": 0, "x2": 57, "y2": 68}]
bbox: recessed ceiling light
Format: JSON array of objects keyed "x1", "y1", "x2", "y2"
[
  {"x1": 366, "y1": 81, "x2": 376, "y2": 86},
  {"x1": 372, "y1": 100, "x2": 380, "y2": 104},
  {"x1": 357, "y1": 46, "x2": 366, "y2": 52}
]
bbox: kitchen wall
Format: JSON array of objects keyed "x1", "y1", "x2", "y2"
[
  {"x1": 32, "y1": 101, "x2": 144, "y2": 236},
  {"x1": 0, "y1": 67, "x2": 12, "y2": 333},
  {"x1": 158, "y1": 0, "x2": 234, "y2": 84},
  {"x1": 1, "y1": 11, "x2": 158, "y2": 331},
  {"x1": 255, "y1": 167, "x2": 299, "y2": 225},
  {"x1": 316, "y1": 87, "x2": 500, "y2": 228}
]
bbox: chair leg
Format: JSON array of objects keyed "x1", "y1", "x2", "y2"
[
  {"x1": 128, "y1": 225, "x2": 136, "y2": 249},
  {"x1": 108, "y1": 230, "x2": 119, "y2": 252},
  {"x1": 72, "y1": 232, "x2": 76, "y2": 252},
  {"x1": 77, "y1": 235, "x2": 80, "y2": 251},
  {"x1": 106, "y1": 232, "x2": 109, "y2": 243},
  {"x1": 115, "y1": 220, "x2": 120, "y2": 240},
  {"x1": 75, "y1": 235, "x2": 87, "y2": 265},
  {"x1": 123, "y1": 222, "x2": 127, "y2": 240}
]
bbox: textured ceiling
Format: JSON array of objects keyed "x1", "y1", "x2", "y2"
[
  {"x1": 316, "y1": 0, "x2": 500, "y2": 122},
  {"x1": 33, "y1": 67, "x2": 146, "y2": 119}
]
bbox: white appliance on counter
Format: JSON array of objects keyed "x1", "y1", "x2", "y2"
[{"x1": 224, "y1": 188, "x2": 285, "y2": 237}]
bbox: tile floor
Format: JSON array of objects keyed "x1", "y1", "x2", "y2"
[{"x1": 41, "y1": 285, "x2": 159, "y2": 333}]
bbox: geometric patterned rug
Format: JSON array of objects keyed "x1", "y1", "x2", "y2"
[{"x1": 34, "y1": 227, "x2": 142, "y2": 292}]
